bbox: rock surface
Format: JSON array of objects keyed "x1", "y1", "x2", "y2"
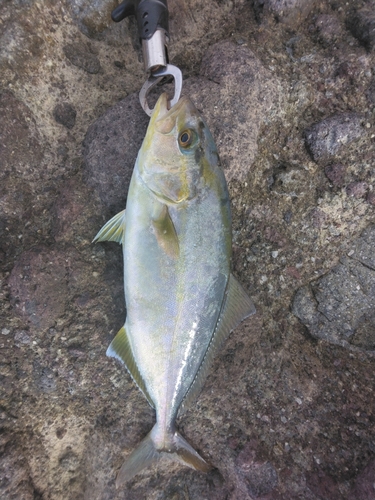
[
  {"x1": 304, "y1": 113, "x2": 365, "y2": 163},
  {"x1": 348, "y1": 2, "x2": 375, "y2": 51},
  {"x1": 1, "y1": 1, "x2": 375, "y2": 499},
  {"x1": 292, "y1": 225, "x2": 375, "y2": 353}
]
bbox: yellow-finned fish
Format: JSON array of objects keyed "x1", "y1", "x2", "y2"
[{"x1": 93, "y1": 93, "x2": 255, "y2": 486}]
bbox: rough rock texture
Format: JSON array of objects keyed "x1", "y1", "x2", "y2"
[
  {"x1": 53, "y1": 102, "x2": 77, "y2": 129},
  {"x1": 83, "y1": 92, "x2": 149, "y2": 212},
  {"x1": 254, "y1": 0, "x2": 316, "y2": 26},
  {"x1": 63, "y1": 43, "x2": 102, "y2": 74},
  {"x1": 304, "y1": 113, "x2": 366, "y2": 163},
  {"x1": 293, "y1": 225, "x2": 375, "y2": 352},
  {"x1": 348, "y1": 2, "x2": 375, "y2": 51},
  {"x1": 1, "y1": 0, "x2": 375, "y2": 499}
]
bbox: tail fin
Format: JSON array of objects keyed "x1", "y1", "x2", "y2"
[{"x1": 116, "y1": 425, "x2": 211, "y2": 487}]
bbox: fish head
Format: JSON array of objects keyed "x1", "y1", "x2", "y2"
[{"x1": 138, "y1": 93, "x2": 220, "y2": 204}]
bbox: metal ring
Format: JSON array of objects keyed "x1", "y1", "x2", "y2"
[{"x1": 139, "y1": 64, "x2": 183, "y2": 117}]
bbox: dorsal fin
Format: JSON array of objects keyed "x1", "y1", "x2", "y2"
[
  {"x1": 179, "y1": 274, "x2": 256, "y2": 413},
  {"x1": 107, "y1": 325, "x2": 155, "y2": 408},
  {"x1": 93, "y1": 210, "x2": 126, "y2": 244}
]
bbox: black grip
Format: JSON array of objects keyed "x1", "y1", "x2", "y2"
[
  {"x1": 111, "y1": 1, "x2": 136, "y2": 22},
  {"x1": 111, "y1": 0, "x2": 169, "y2": 40}
]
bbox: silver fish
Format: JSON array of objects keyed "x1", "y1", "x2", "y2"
[{"x1": 94, "y1": 93, "x2": 255, "y2": 486}]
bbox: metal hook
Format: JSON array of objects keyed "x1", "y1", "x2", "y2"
[{"x1": 139, "y1": 64, "x2": 183, "y2": 117}]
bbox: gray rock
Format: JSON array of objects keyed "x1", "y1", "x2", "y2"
[
  {"x1": 83, "y1": 92, "x2": 149, "y2": 212},
  {"x1": 349, "y1": 459, "x2": 375, "y2": 500},
  {"x1": 306, "y1": 470, "x2": 340, "y2": 500},
  {"x1": 67, "y1": 0, "x2": 117, "y2": 38},
  {"x1": 0, "y1": 92, "x2": 45, "y2": 263},
  {"x1": 8, "y1": 247, "x2": 71, "y2": 331},
  {"x1": 53, "y1": 103, "x2": 77, "y2": 129},
  {"x1": 324, "y1": 163, "x2": 346, "y2": 187},
  {"x1": 254, "y1": 0, "x2": 316, "y2": 26},
  {"x1": 315, "y1": 14, "x2": 343, "y2": 46},
  {"x1": 33, "y1": 362, "x2": 57, "y2": 393},
  {"x1": 63, "y1": 43, "x2": 101, "y2": 74},
  {"x1": 346, "y1": 181, "x2": 369, "y2": 199},
  {"x1": 367, "y1": 191, "x2": 375, "y2": 205},
  {"x1": 0, "y1": 91, "x2": 44, "y2": 179},
  {"x1": 304, "y1": 113, "x2": 364, "y2": 163},
  {"x1": 235, "y1": 443, "x2": 278, "y2": 498},
  {"x1": 14, "y1": 330, "x2": 30, "y2": 345},
  {"x1": 292, "y1": 225, "x2": 375, "y2": 352},
  {"x1": 347, "y1": 3, "x2": 375, "y2": 51},
  {"x1": 351, "y1": 225, "x2": 375, "y2": 271},
  {"x1": 198, "y1": 40, "x2": 283, "y2": 181}
]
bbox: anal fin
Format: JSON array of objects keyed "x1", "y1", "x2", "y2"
[
  {"x1": 180, "y1": 274, "x2": 256, "y2": 412},
  {"x1": 93, "y1": 209, "x2": 126, "y2": 244},
  {"x1": 107, "y1": 325, "x2": 154, "y2": 408}
]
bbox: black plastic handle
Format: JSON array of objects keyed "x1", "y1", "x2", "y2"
[{"x1": 112, "y1": 0, "x2": 169, "y2": 40}]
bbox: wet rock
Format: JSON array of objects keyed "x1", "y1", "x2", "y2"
[
  {"x1": 304, "y1": 113, "x2": 364, "y2": 164},
  {"x1": 346, "y1": 181, "x2": 369, "y2": 198},
  {"x1": 63, "y1": 43, "x2": 101, "y2": 74},
  {"x1": 67, "y1": 0, "x2": 117, "y2": 38},
  {"x1": 292, "y1": 225, "x2": 375, "y2": 352},
  {"x1": 349, "y1": 458, "x2": 375, "y2": 500},
  {"x1": 83, "y1": 92, "x2": 149, "y2": 212},
  {"x1": 53, "y1": 103, "x2": 77, "y2": 129},
  {"x1": 254, "y1": 0, "x2": 316, "y2": 26},
  {"x1": 324, "y1": 163, "x2": 346, "y2": 187},
  {"x1": 315, "y1": 14, "x2": 343, "y2": 46},
  {"x1": 347, "y1": 3, "x2": 375, "y2": 51}
]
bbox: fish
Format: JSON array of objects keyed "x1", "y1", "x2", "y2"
[{"x1": 93, "y1": 93, "x2": 256, "y2": 486}]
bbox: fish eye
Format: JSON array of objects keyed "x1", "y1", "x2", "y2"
[{"x1": 179, "y1": 130, "x2": 194, "y2": 148}]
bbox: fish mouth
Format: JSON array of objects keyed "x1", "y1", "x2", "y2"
[{"x1": 153, "y1": 93, "x2": 199, "y2": 134}]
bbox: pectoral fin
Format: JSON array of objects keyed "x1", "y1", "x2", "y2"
[
  {"x1": 151, "y1": 204, "x2": 179, "y2": 259},
  {"x1": 180, "y1": 274, "x2": 256, "y2": 412},
  {"x1": 93, "y1": 210, "x2": 126, "y2": 244},
  {"x1": 107, "y1": 325, "x2": 154, "y2": 408}
]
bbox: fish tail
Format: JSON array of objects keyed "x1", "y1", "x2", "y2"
[{"x1": 116, "y1": 425, "x2": 211, "y2": 487}]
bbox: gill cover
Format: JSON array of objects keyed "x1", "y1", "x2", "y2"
[{"x1": 138, "y1": 93, "x2": 206, "y2": 204}]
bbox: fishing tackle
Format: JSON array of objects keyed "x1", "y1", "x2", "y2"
[{"x1": 112, "y1": 0, "x2": 183, "y2": 115}]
